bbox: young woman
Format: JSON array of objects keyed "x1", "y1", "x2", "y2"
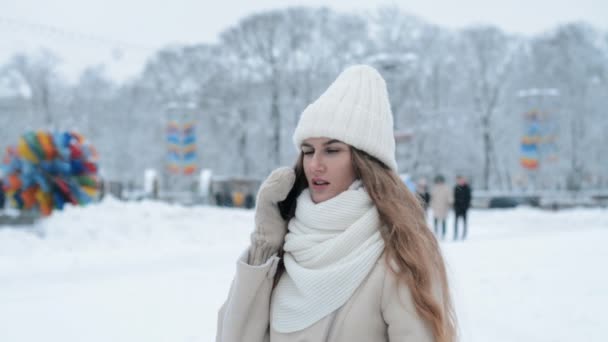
[{"x1": 216, "y1": 65, "x2": 457, "y2": 342}]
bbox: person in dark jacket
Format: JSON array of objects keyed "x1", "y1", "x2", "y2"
[
  {"x1": 453, "y1": 175, "x2": 472, "y2": 240},
  {"x1": 415, "y1": 178, "x2": 430, "y2": 215},
  {"x1": 0, "y1": 179, "x2": 5, "y2": 210}
]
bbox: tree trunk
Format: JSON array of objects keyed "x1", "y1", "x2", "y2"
[{"x1": 271, "y1": 77, "x2": 281, "y2": 167}]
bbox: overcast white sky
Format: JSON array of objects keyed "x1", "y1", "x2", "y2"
[{"x1": 1, "y1": 0, "x2": 606, "y2": 82}]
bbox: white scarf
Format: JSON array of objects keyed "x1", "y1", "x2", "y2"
[{"x1": 271, "y1": 182, "x2": 385, "y2": 333}]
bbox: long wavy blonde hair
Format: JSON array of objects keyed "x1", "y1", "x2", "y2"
[{"x1": 278, "y1": 146, "x2": 457, "y2": 342}]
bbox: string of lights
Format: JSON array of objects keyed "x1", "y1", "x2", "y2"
[{"x1": 0, "y1": 16, "x2": 157, "y2": 53}]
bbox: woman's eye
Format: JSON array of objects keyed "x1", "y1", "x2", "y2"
[
  {"x1": 302, "y1": 151, "x2": 313, "y2": 155},
  {"x1": 326, "y1": 149, "x2": 339, "y2": 154}
]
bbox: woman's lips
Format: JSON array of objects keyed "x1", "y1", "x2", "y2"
[
  {"x1": 311, "y1": 178, "x2": 330, "y2": 191},
  {"x1": 311, "y1": 182, "x2": 329, "y2": 191}
]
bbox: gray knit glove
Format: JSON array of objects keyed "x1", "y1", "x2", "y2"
[{"x1": 248, "y1": 167, "x2": 296, "y2": 265}]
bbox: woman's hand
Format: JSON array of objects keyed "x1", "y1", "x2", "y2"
[{"x1": 249, "y1": 167, "x2": 296, "y2": 265}]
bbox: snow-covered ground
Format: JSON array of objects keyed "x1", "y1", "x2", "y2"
[{"x1": 0, "y1": 197, "x2": 606, "y2": 342}]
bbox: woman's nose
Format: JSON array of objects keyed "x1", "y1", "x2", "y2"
[{"x1": 310, "y1": 152, "x2": 325, "y2": 172}]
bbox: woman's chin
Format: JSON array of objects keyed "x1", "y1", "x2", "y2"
[{"x1": 310, "y1": 191, "x2": 338, "y2": 204}]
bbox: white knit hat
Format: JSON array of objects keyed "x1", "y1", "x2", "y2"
[{"x1": 293, "y1": 65, "x2": 397, "y2": 171}]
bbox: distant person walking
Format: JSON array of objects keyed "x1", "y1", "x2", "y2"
[
  {"x1": 430, "y1": 175, "x2": 452, "y2": 240},
  {"x1": 0, "y1": 179, "x2": 5, "y2": 210},
  {"x1": 415, "y1": 178, "x2": 431, "y2": 215},
  {"x1": 453, "y1": 175, "x2": 472, "y2": 240}
]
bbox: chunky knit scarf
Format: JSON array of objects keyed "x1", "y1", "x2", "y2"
[{"x1": 271, "y1": 182, "x2": 385, "y2": 333}]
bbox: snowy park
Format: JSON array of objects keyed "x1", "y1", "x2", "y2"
[
  {"x1": 2, "y1": 1, "x2": 608, "y2": 342},
  {"x1": 0, "y1": 198, "x2": 606, "y2": 342}
]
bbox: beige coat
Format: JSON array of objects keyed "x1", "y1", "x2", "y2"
[
  {"x1": 430, "y1": 184, "x2": 453, "y2": 220},
  {"x1": 216, "y1": 250, "x2": 435, "y2": 342}
]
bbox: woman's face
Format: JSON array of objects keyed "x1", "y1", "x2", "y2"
[{"x1": 301, "y1": 137, "x2": 357, "y2": 204}]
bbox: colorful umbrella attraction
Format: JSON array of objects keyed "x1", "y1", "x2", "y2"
[{"x1": 1, "y1": 131, "x2": 99, "y2": 217}]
